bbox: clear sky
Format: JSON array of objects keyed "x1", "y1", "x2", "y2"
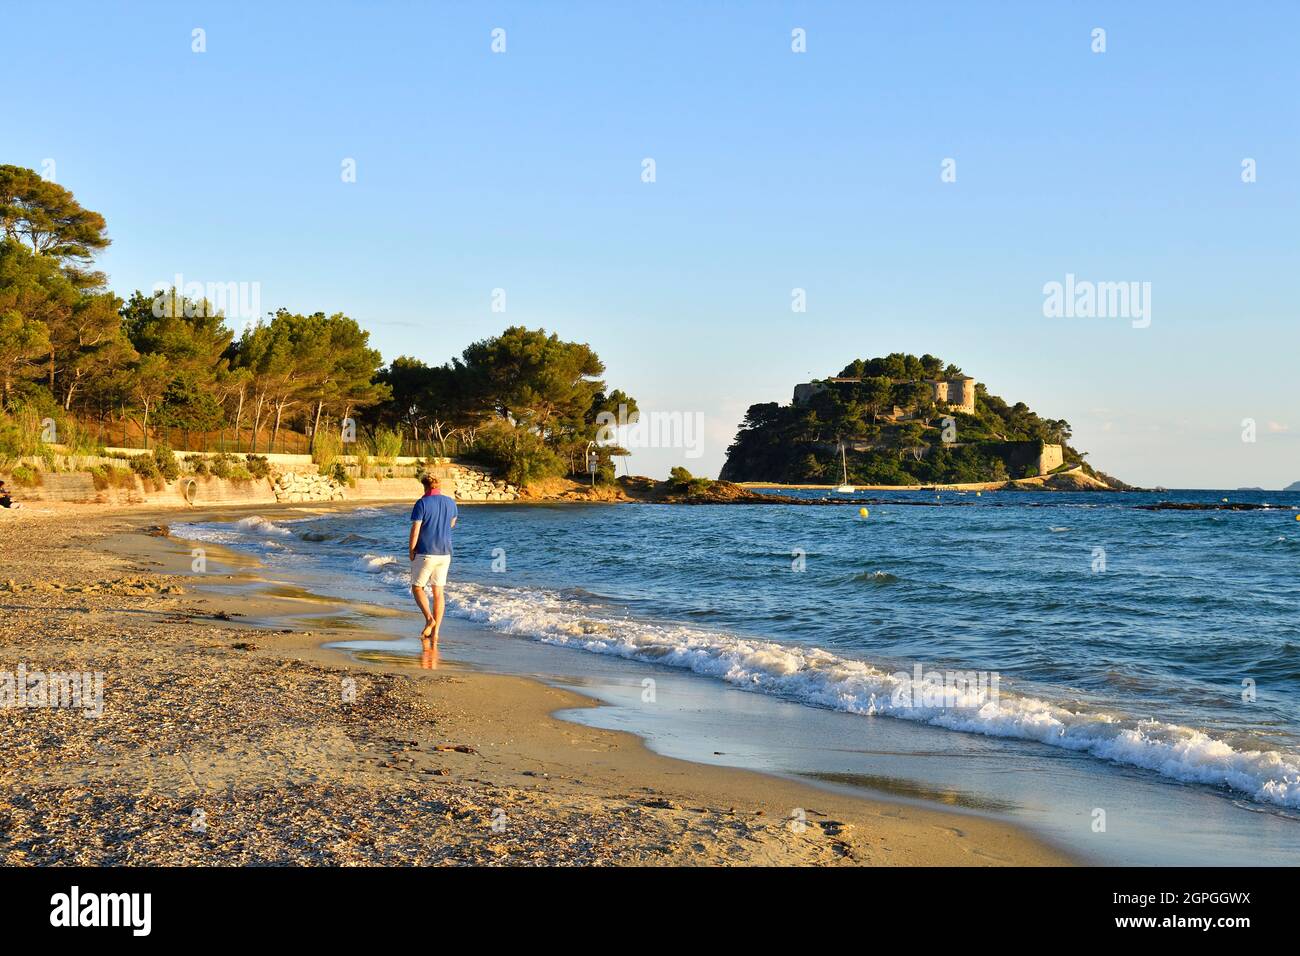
[{"x1": 6, "y1": 1, "x2": 1297, "y2": 487}]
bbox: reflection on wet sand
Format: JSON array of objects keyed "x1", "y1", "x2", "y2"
[
  {"x1": 347, "y1": 647, "x2": 464, "y2": 673},
  {"x1": 260, "y1": 582, "x2": 401, "y2": 612},
  {"x1": 291, "y1": 614, "x2": 367, "y2": 631},
  {"x1": 799, "y1": 770, "x2": 1017, "y2": 813}
]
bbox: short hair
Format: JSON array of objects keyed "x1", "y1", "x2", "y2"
[{"x1": 420, "y1": 473, "x2": 439, "y2": 491}]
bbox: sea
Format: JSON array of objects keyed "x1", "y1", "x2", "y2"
[{"x1": 174, "y1": 489, "x2": 1300, "y2": 865}]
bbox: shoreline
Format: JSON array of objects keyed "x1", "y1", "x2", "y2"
[
  {"x1": 736, "y1": 466, "x2": 1116, "y2": 492},
  {"x1": 2, "y1": 456, "x2": 1123, "y2": 517},
  {"x1": 0, "y1": 502, "x2": 1076, "y2": 866}
]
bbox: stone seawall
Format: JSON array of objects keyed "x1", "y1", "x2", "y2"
[
  {"x1": 447, "y1": 465, "x2": 519, "y2": 502},
  {"x1": 270, "y1": 464, "x2": 516, "y2": 504}
]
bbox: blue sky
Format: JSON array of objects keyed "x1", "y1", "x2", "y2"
[{"x1": 6, "y1": 1, "x2": 1298, "y2": 485}]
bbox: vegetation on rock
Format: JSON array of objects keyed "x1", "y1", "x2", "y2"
[{"x1": 721, "y1": 353, "x2": 1105, "y2": 486}]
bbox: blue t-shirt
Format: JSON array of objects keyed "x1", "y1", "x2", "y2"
[{"x1": 410, "y1": 494, "x2": 458, "y2": 556}]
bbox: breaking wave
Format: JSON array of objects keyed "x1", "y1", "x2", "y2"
[{"x1": 448, "y1": 581, "x2": 1300, "y2": 809}]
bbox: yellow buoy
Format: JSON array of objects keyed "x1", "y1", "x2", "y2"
[
  {"x1": 1294, "y1": 514, "x2": 1299, "y2": 521},
  {"x1": 859, "y1": 507, "x2": 869, "y2": 518}
]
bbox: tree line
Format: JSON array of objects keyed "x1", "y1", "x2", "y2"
[{"x1": 0, "y1": 164, "x2": 634, "y2": 484}]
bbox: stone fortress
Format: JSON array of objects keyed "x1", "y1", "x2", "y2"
[
  {"x1": 793, "y1": 374, "x2": 977, "y2": 414},
  {"x1": 927, "y1": 376, "x2": 977, "y2": 415},
  {"x1": 791, "y1": 374, "x2": 1063, "y2": 478}
]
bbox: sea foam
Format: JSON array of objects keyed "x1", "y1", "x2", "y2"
[
  {"x1": 233, "y1": 515, "x2": 293, "y2": 537},
  {"x1": 448, "y1": 581, "x2": 1300, "y2": 809},
  {"x1": 354, "y1": 553, "x2": 399, "y2": 572}
]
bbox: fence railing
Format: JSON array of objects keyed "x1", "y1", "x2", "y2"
[
  {"x1": 71, "y1": 421, "x2": 455, "y2": 460},
  {"x1": 81, "y1": 424, "x2": 310, "y2": 456}
]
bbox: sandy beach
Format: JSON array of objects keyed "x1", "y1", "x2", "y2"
[{"x1": 0, "y1": 501, "x2": 1073, "y2": 866}]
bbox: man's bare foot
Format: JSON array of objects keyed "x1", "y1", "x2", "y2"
[{"x1": 421, "y1": 619, "x2": 434, "y2": 639}]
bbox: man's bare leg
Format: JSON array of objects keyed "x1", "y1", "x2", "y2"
[
  {"x1": 411, "y1": 585, "x2": 435, "y2": 645},
  {"x1": 431, "y1": 585, "x2": 446, "y2": 643}
]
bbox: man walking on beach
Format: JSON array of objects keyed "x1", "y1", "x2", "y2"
[{"x1": 409, "y1": 473, "x2": 457, "y2": 647}]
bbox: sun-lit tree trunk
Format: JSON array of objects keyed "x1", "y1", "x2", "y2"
[
  {"x1": 251, "y1": 393, "x2": 266, "y2": 453},
  {"x1": 310, "y1": 399, "x2": 324, "y2": 452},
  {"x1": 232, "y1": 387, "x2": 245, "y2": 451},
  {"x1": 271, "y1": 403, "x2": 285, "y2": 449}
]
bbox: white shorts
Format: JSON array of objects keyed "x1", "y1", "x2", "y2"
[{"x1": 411, "y1": 554, "x2": 451, "y2": 588}]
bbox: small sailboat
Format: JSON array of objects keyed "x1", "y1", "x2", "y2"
[{"x1": 835, "y1": 444, "x2": 854, "y2": 493}]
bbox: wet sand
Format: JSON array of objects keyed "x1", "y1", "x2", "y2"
[{"x1": 0, "y1": 503, "x2": 1074, "y2": 865}]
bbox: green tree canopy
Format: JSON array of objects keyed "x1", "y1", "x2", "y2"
[
  {"x1": 0, "y1": 165, "x2": 109, "y2": 286},
  {"x1": 461, "y1": 326, "x2": 605, "y2": 434},
  {"x1": 0, "y1": 308, "x2": 52, "y2": 404},
  {"x1": 0, "y1": 238, "x2": 77, "y2": 400},
  {"x1": 451, "y1": 327, "x2": 634, "y2": 482}
]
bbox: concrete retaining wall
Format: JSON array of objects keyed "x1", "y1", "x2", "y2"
[
  {"x1": 5, "y1": 472, "x2": 277, "y2": 507},
  {"x1": 3, "y1": 465, "x2": 510, "y2": 509}
]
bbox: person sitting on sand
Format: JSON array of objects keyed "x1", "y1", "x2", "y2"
[
  {"x1": 409, "y1": 472, "x2": 457, "y2": 648},
  {"x1": 0, "y1": 479, "x2": 13, "y2": 509}
]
